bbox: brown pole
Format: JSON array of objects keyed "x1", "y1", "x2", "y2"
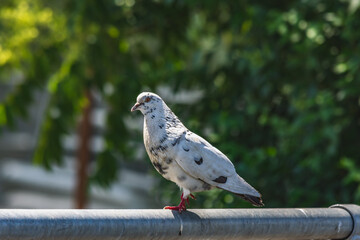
[{"x1": 75, "y1": 89, "x2": 93, "y2": 209}]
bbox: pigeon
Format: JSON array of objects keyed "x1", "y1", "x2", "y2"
[{"x1": 131, "y1": 92, "x2": 264, "y2": 212}]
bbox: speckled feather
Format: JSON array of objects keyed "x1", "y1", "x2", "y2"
[{"x1": 132, "y1": 92, "x2": 263, "y2": 207}]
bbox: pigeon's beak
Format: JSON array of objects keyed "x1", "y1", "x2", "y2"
[{"x1": 131, "y1": 103, "x2": 141, "y2": 112}]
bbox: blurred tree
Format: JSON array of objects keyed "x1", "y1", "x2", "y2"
[{"x1": 0, "y1": 0, "x2": 359, "y2": 208}]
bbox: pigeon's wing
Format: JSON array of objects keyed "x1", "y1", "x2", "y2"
[{"x1": 173, "y1": 131, "x2": 261, "y2": 198}]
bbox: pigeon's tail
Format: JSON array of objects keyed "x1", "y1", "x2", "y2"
[
  {"x1": 236, "y1": 194, "x2": 264, "y2": 207},
  {"x1": 216, "y1": 174, "x2": 264, "y2": 206}
]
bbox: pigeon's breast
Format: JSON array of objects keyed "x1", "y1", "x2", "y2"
[{"x1": 144, "y1": 134, "x2": 175, "y2": 181}]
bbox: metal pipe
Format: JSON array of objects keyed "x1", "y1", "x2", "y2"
[{"x1": 0, "y1": 205, "x2": 358, "y2": 240}]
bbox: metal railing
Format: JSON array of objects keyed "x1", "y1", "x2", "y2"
[{"x1": 0, "y1": 204, "x2": 359, "y2": 239}]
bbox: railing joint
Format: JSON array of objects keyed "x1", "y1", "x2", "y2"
[{"x1": 330, "y1": 204, "x2": 360, "y2": 240}]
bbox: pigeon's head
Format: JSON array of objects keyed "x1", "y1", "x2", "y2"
[{"x1": 131, "y1": 92, "x2": 163, "y2": 114}]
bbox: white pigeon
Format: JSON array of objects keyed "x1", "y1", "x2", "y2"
[{"x1": 131, "y1": 92, "x2": 264, "y2": 212}]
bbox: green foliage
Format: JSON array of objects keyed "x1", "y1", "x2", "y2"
[{"x1": 1, "y1": 0, "x2": 359, "y2": 208}]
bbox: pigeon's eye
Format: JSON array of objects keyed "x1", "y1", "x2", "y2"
[{"x1": 145, "y1": 97, "x2": 151, "y2": 103}]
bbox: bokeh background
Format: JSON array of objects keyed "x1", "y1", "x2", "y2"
[{"x1": 0, "y1": 0, "x2": 359, "y2": 209}]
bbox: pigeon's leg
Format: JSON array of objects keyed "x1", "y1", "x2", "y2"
[
  {"x1": 182, "y1": 189, "x2": 191, "y2": 208},
  {"x1": 186, "y1": 193, "x2": 196, "y2": 205},
  {"x1": 164, "y1": 189, "x2": 193, "y2": 213},
  {"x1": 164, "y1": 193, "x2": 187, "y2": 212}
]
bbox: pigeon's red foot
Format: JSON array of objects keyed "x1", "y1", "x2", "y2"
[
  {"x1": 163, "y1": 205, "x2": 186, "y2": 212},
  {"x1": 164, "y1": 193, "x2": 195, "y2": 213}
]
